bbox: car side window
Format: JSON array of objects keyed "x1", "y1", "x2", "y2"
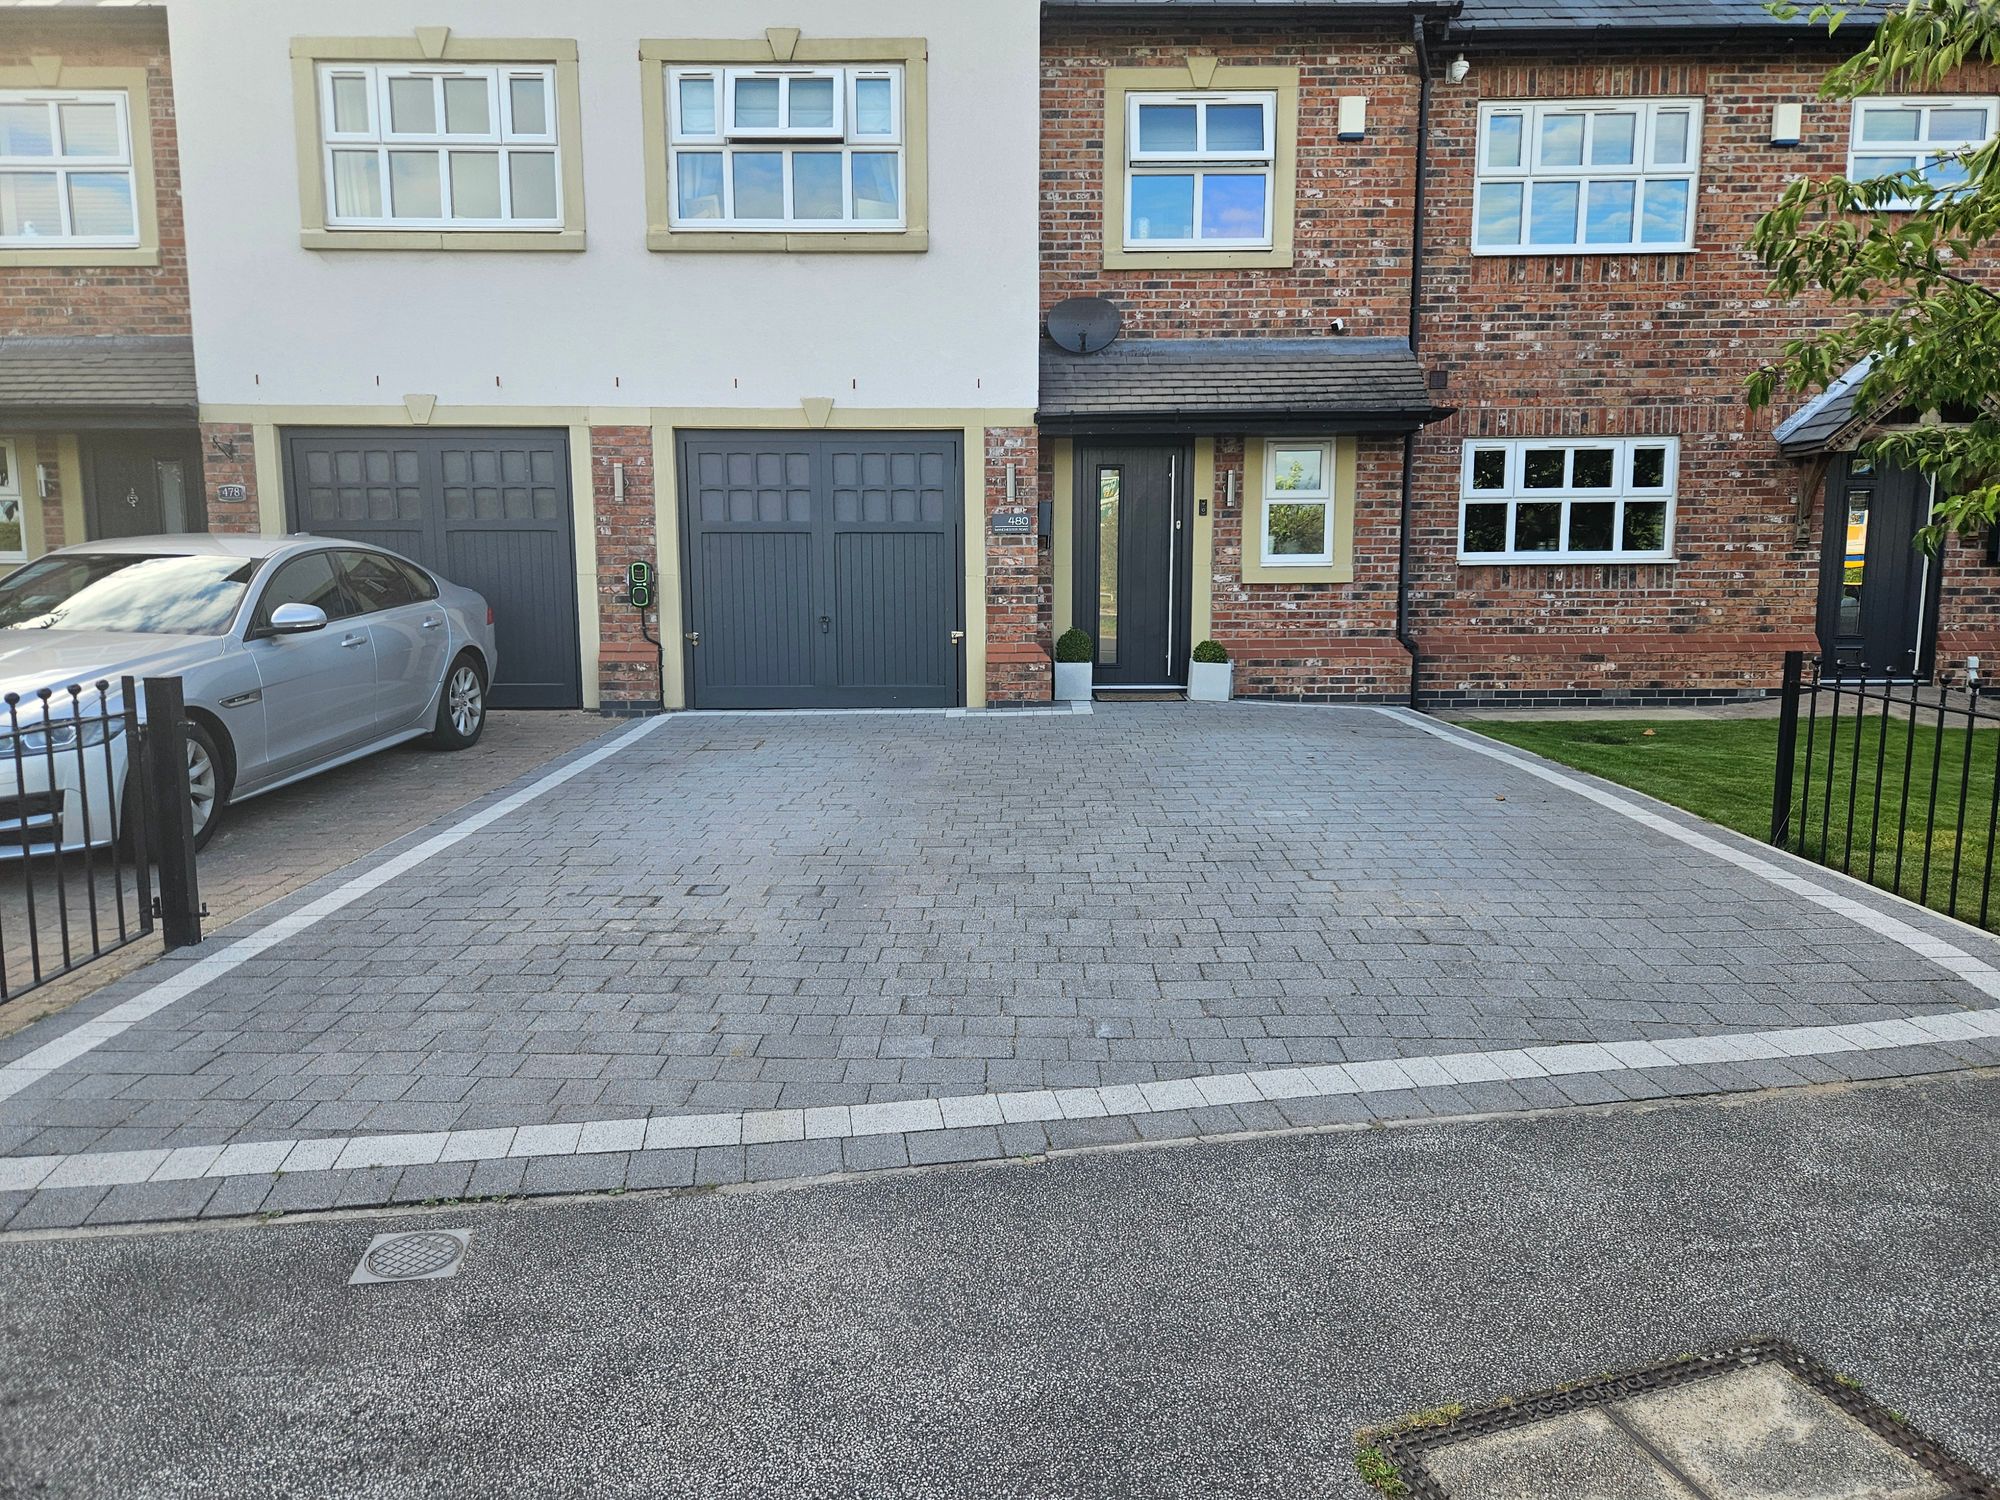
[
  {"x1": 339, "y1": 551, "x2": 420, "y2": 615},
  {"x1": 391, "y1": 557, "x2": 439, "y2": 602},
  {"x1": 253, "y1": 552, "x2": 355, "y2": 630}
]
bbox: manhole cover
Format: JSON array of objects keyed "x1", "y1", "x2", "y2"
[
  {"x1": 1363, "y1": 1339, "x2": 1997, "y2": 1500},
  {"x1": 349, "y1": 1229, "x2": 470, "y2": 1286}
]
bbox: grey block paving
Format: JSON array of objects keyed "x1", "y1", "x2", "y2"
[{"x1": 2, "y1": 703, "x2": 1998, "y2": 1223}]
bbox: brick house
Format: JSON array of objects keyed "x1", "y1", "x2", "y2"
[
  {"x1": 0, "y1": 3, "x2": 199, "y2": 571},
  {"x1": 1034, "y1": 0, "x2": 2000, "y2": 706}
]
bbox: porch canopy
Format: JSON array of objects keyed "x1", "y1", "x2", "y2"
[
  {"x1": 0, "y1": 336, "x2": 197, "y2": 429},
  {"x1": 1773, "y1": 357, "x2": 1881, "y2": 458},
  {"x1": 1036, "y1": 336, "x2": 1449, "y2": 436}
]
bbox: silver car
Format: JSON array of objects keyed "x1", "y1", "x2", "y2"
[{"x1": 0, "y1": 535, "x2": 498, "y2": 854}]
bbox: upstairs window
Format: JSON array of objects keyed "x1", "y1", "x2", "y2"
[
  {"x1": 1124, "y1": 91, "x2": 1275, "y2": 249},
  {"x1": 668, "y1": 64, "x2": 905, "y2": 229},
  {"x1": 0, "y1": 89, "x2": 137, "y2": 246},
  {"x1": 1849, "y1": 97, "x2": 1998, "y2": 203},
  {"x1": 1474, "y1": 99, "x2": 1700, "y2": 255},
  {"x1": 316, "y1": 63, "x2": 562, "y2": 229},
  {"x1": 1459, "y1": 437, "x2": 1677, "y2": 563}
]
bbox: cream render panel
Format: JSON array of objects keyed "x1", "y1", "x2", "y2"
[{"x1": 167, "y1": 0, "x2": 1040, "y2": 413}]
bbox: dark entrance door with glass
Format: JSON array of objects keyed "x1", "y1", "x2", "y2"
[
  {"x1": 82, "y1": 431, "x2": 204, "y2": 540},
  {"x1": 1072, "y1": 441, "x2": 1193, "y2": 690},
  {"x1": 1817, "y1": 457, "x2": 1941, "y2": 679}
]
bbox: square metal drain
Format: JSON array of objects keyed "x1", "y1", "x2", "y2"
[
  {"x1": 1367, "y1": 1339, "x2": 1997, "y2": 1500},
  {"x1": 349, "y1": 1229, "x2": 470, "y2": 1286}
]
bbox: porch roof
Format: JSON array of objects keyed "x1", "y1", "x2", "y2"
[
  {"x1": 1774, "y1": 358, "x2": 1881, "y2": 458},
  {"x1": 0, "y1": 336, "x2": 197, "y2": 428},
  {"x1": 1037, "y1": 336, "x2": 1449, "y2": 436}
]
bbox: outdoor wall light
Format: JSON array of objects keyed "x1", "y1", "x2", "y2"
[
  {"x1": 1771, "y1": 102, "x2": 1803, "y2": 147},
  {"x1": 1338, "y1": 96, "x2": 1367, "y2": 141},
  {"x1": 1446, "y1": 55, "x2": 1471, "y2": 84}
]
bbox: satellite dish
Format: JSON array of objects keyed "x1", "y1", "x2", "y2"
[{"x1": 1045, "y1": 297, "x2": 1122, "y2": 355}]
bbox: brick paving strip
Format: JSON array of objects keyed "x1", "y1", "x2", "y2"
[{"x1": 1, "y1": 704, "x2": 1998, "y2": 1230}]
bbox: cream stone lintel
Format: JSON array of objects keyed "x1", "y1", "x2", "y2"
[
  {"x1": 0, "y1": 62, "x2": 161, "y2": 268},
  {"x1": 1051, "y1": 438, "x2": 1074, "y2": 640}
]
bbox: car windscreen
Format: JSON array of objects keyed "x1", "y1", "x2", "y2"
[{"x1": 0, "y1": 553, "x2": 257, "y2": 635}]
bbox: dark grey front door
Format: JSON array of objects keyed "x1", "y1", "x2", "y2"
[
  {"x1": 282, "y1": 428, "x2": 581, "y2": 710},
  {"x1": 679, "y1": 432, "x2": 963, "y2": 709},
  {"x1": 83, "y1": 431, "x2": 202, "y2": 540},
  {"x1": 1818, "y1": 458, "x2": 1941, "y2": 679},
  {"x1": 1072, "y1": 441, "x2": 1192, "y2": 689}
]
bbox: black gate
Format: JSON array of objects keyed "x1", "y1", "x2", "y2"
[
  {"x1": 678, "y1": 431, "x2": 964, "y2": 709},
  {"x1": 283, "y1": 428, "x2": 581, "y2": 709},
  {"x1": 0, "y1": 674, "x2": 204, "y2": 1004}
]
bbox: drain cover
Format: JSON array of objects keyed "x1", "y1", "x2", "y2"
[
  {"x1": 349, "y1": 1229, "x2": 470, "y2": 1286},
  {"x1": 1365, "y1": 1339, "x2": 1997, "y2": 1500}
]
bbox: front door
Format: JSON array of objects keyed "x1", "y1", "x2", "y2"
[
  {"x1": 83, "y1": 431, "x2": 202, "y2": 540},
  {"x1": 1818, "y1": 458, "x2": 1941, "y2": 679},
  {"x1": 1073, "y1": 442, "x2": 1192, "y2": 690}
]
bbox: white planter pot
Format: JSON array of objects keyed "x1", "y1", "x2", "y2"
[
  {"x1": 1188, "y1": 660, "x2": 1233, "y2": 702},
  {"x1": 1054, "y1": 661, "x2": 1094, "y2": 702}
]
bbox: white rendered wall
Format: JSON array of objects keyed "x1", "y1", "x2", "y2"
[{"x1": 168, "y1": 0, "x2": 1041, "y2": 412}]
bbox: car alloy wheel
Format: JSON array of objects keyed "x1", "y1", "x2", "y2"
[
  {"x1": 448, "y1": 664, "x2": 484, "y2": 739},
  {"x1": 187, "y1": 736, "x2": 218, "y2": 838}
]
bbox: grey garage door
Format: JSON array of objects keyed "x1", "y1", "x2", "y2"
[
  {"x1": 680, "y1": 432, "x2": 964, "y2": 709},
  {"x1": 284, "y1": 429, "x2": 581, "y2": 710}
]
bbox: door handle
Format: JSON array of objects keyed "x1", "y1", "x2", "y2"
[
  {"x1": 950, "y1": 630, "x2": 965, "y2": 645},
  {"x1": 340, "y1": 633, "x2": 367, "y2": 649},
  {"x1": 684, "y1": 631, "x2": 700, "y2": 647},
  {"x1": 420, "y1": 616, "x2": 443, "y2": 630},
  {"x1": 819, "y1": 615, "x2": 831, "y2": 634}
]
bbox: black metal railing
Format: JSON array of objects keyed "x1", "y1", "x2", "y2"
[
  {"x1": 1771, "y1": 649, "x2": 2000, "y2": 929},
  {"x1": 0, "y1": 673, "x2": 204, "y2": 1003}
]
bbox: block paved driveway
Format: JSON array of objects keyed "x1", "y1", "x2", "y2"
[{"x1": 1, "y1": 702, "x2": 1997, "y2": 1225}]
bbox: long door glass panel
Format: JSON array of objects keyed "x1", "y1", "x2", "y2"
[
  {"x1": 1839, "y1": 488, "x2": 1870, "y2": 641},
  {"x1": 1097, "y1": 466, "x2": 1120, "y2": 667}
]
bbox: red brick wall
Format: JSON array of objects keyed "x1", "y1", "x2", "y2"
[
  {"x1": 0, "y1": 14, "x2": 188, "y2": 338},
  {"x1": 984, "y1": 425, "x2": 1048, "y2": 704},
  {"x1": 1412, "y1": 47, "x2": 2000, "y2": 701},
  {"x1": 1208, "y1": 435, "x2": 1413, "y2": 699},
  {"x1": 1042, "y1": 21, "x2": 1420, "y2": 336},
  {"x1": 591, "y1": 426, "x2": 661, "y2": 712},
  {"x1": 198, "y1": 423, "x2": 259, "y2": 533}
]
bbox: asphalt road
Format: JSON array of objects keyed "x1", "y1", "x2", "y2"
[{"x1": 1, "y1": 1074, "x2": 1994, "y2": 1500}]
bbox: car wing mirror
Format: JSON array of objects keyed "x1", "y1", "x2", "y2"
[{"x1": 261, "y1": 602, "x2": 329, "y2": 637}]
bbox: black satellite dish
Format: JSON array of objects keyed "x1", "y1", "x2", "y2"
[{"x1": 1045, "y1": 296, "x2": 1122, "y2": 355}]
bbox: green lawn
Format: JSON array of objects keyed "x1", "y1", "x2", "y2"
[{"x1": 1460, "y1": 716, "x2": 2000, "y2": 928}]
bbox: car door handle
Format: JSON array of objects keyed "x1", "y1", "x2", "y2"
[
  {"x1": 420, "y1": 616, "x2": 443, "y2": 630},
  {"x1": 340, "y1": 632, "x2": 368, "y2": 649}
]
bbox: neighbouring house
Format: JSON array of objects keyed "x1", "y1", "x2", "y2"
[
  {"x1": 165, "y1": 0, "x2": 1043, "y2": 711},
  {"x1": 7, "y1": 0, "x2": 1991, "y2": 709},
  {"x1": 0, "y1": 2, "x2": 199, "y2": 572}
]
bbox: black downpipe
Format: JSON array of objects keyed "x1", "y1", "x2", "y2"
[{"x1": 1396, "y1": 20, "x2": 1434, "y2": 711}]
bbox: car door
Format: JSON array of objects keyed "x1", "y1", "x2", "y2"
[
  {"x1": 336, "y1": 550, "x2": 449, "y2": 732},
  {"x1": 243, "y1": 550, "x2": 376, "y2": 778}
]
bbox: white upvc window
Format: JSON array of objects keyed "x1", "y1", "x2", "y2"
[
  {"x1": 0, "y1": 89, "x2": 138, "y2": 247},
  {"x1": 316, "y1": 63, "x2": 562, "y2": 229},
  {"x1": 0, "y1": 440, "x2": 23, "y2": 562},
  {"x1": 1849, "y1": 96, "x2": 1999, "y2": 204},
  {"x1": 1125, "y1": 90, "x2": 1276, "y2": 250},
  {"x1": 1260, "y1": 439, "x2": 1335, "y2": 566},
  {"x1": 668, "y1": 64, "x2": 905, "y2": 230},
  {"x1": 1474, "y1": 99, "x2": 1700, "y2": 255},
  {"x1": 1458, "y1": 437, "x2": 1677, "y2": 563}
]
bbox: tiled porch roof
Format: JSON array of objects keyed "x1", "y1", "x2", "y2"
[
  {"x1": 0, "y1": 336, "x2": 197, "y2": 425},
  {"x1": 1037, "y1": 336, "x2": 1447, "y2": 434},
  {"x1": 1044, "y1": 0, "x2": 1854, "y2": 36},
  {"x1": 1774, "y1": 359, "x2": 1885, "y2": 457}
]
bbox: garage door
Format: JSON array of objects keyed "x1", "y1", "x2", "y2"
[
  {"x1": 283, "y1": 429, "x2": 581, "y2": 710},
  {"x1": 679, "y1": 432, "x2": 963, "y2": 709}
]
